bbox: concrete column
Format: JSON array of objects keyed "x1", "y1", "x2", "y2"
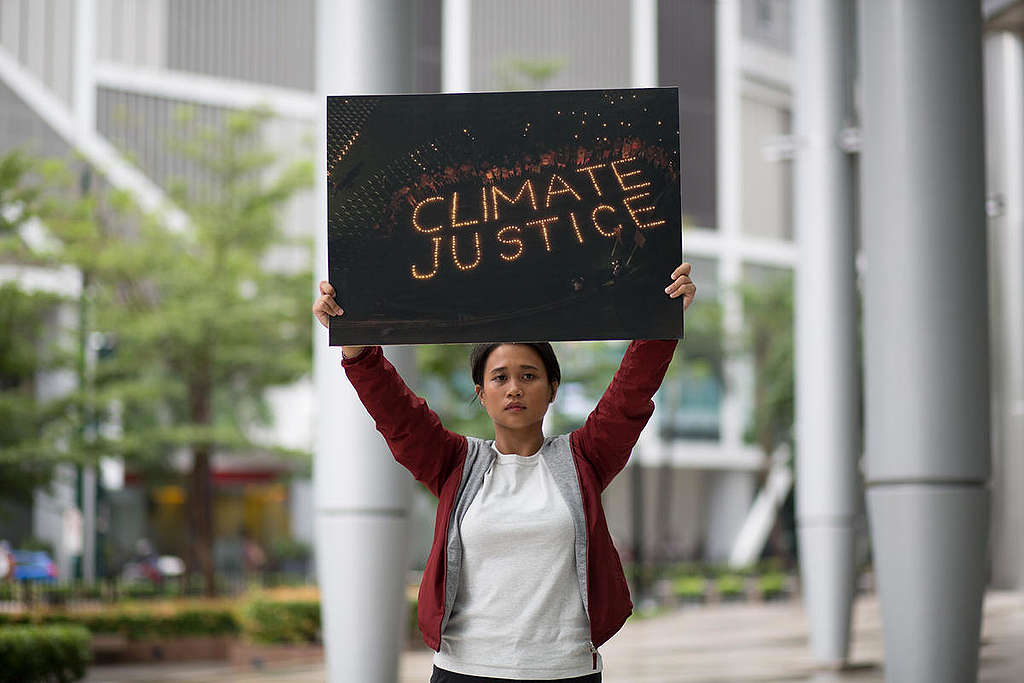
[
  {"x1": 72, "y1": 0, "x2": 95, "y2": 132},
  {"x1": 714, "y1": 0, "x2": 747, "y2": 465},
  {"x1": 314, "y1": 2, "x2": 416, "y2": 681},
  {"x1": 441, "y1": 0, "x2": 470, "y2": 93},
  {"x1": 631, "y1": 0, "x2": 658, "y2": 89},
  {"x1": 792, "y1": 0, "x2": 859, "y2": 668},
  {"x1": 859, "y1": 2, "x2": 990, "y2": 682},
  {"x1": 983, "y1": 30, "x2": 1024, "y2": 591}
]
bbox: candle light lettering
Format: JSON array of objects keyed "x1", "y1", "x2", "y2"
[
  {"x1": 407, "y1": 155, "x2": 664, "y2": 280},
  {"x1": 525, "y1": 216, "x2": 559, "y2": 252},
  {"x1": 544, "y1": 174, "x2": 582, "y2": 208},
  {"x1": 451, "y1": 232, "x2": 482, "y2": 270},
  {"x1": 412, "y1": 196, "x2": 445, "y2": 233},
  {"x1": 576, "y1": 162, "x2": 607, "y2": 196},
  {"x1": 497, "y1": 226, "x2": 524, "y2": 262},
  {"x1": 492, "y1": 179, "x2": 538, "y2": 220},
  {"x1": 623, "y1": 191, "x2": 666, "y2": 229},
  {"x1": 591, "y1": 204, "x2": 621, "y2": 237},
  {"x1": 568, "y1": 211, "x2": 585, "y2": 244},
  {"x1": 450, "y1": 191, "x2": 480, "y2": 229},
  {"x1": 611, "y1": 156, "x2": 652, "y2": 192}
]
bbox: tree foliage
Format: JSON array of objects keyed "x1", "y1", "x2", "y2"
[
  {"x1": 0, "y1": 151, "x2": 73, "y2": 503},
  {"x1": 0, "y1": 283, "x2": 64, "y2": 502},
  {"x1": 5, "y1": 108, "x2": 314, "y2": 592},
  {"x1": 740, "y1": 272, "x2": 794, "y2": 456}
]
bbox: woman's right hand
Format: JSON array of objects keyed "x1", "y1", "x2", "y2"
[{"x1": 313, "y1": 281, "x2": 366, "y2": 358}]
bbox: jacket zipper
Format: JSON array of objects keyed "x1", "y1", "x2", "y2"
[{"x1": 588, "y1": 640, "x2": 598, "y2": 670}]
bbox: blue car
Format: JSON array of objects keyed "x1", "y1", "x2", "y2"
[{"x1": 12, "y1": 550, "x2": 57, "y2": 582}]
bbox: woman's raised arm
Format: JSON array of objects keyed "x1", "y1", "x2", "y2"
[
  {"x1": 314, "y1": 281, "x2": 466, "y2": 496},
  {"x1": 570, "y1": 262, "x2": 695, "y2": 489}
]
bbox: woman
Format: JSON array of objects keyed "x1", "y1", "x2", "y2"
[{"x1": 313, "y1": 263, "x2": 696, "y2": 682}]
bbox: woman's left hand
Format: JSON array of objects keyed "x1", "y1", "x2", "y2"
[{"x1": 665, "y1": 262, "x2": 697, "y2": 311}]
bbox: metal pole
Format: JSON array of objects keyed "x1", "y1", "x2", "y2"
[
  {"x1": 314, "y1": 2, "x2": 416, "y2": 681},
  {"x1": 859, "y1": 2, "x2": 990, "y2": 681},
  {"x1": 792, "y1": 0, "x2": 858, "y2": 667}
]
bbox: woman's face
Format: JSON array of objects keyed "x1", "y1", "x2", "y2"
[{"x1": 476, "y1": 344, "x2": 558, "y2": 432}]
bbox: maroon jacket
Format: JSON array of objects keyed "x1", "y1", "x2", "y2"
[{"x1": 342, "y1": 339, "x2": 677, "y2": 651}]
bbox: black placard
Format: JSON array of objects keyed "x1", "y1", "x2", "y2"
[{"x1": 327, "y1": 87, "x2": 682, "y2": 345}]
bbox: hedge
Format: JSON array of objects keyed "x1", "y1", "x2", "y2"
[
  {"x1": 0, "y1": 596, "x2": 422, "y2": 649},
  {"x1": 0, "y1": 625, "x2": 91, "y2": 683},
  {"x1": 0, "y1": 608, "x2": 240, "y2": 640},
  {"x1": 758, "y1": 572, "x2": 787, "y2": 599},
  {"x1": 671, "y1": 575, "x2": 708, "y2": 601},
  {"x1": 242, "y1": 600, "x2": 320, "y2": 644},
  {"x1": 715, "y1": 574, "x2": 746, "y2": 597}
]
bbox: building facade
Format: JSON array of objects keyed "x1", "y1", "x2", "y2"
[{"x1": 0, "y1": 0, "x2": 1020, "y2": 592}]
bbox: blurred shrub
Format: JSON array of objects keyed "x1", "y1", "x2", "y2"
[
  {"x1": 715, "y1": 574, "x2": 745, "y2": 598},
  {"x1": 268, "y1": 538, "x2": 311, "y2": 563},
  {"x1": 407, "y1": 595, "x2": 419, "y2": 645},
  {"x1": 756, "y1": 557, "x2": 787, "y2": 574},
  {"x1": 671, "y1": 576, "x2": 707, "y2": 602},
  {"x1": 16, "y1": 538, "x2": 54, "y2": 555},
  {"x1": 759, "y1": 572, "x2": 787, "y2": 600},
  {"x1": 0, "y1": 625, "x2": 91, "y2": 682},
  {"x1": 663, "y1": 561, "x2": 703, "y2": 579},
  {"x1": 44, "y1": 585, "x2": 72, "y2": 607},
  {"x1": 0, "y1": 607, "x2": 239, "y2": 640},
  {"x1": 242, "y1": 600, "x2": 320, "y2": 644},
  {"x1": 120, "y1": 584, "x2": 161, "y2": 601},
  {"x1": 74, "y1": 582, "x2": 103, "y2": 601}
]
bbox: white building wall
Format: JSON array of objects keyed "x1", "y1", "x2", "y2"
[
  {"x1": 469, "y1": 0, "x2": 633, "y2": 91},
  {"x1": 0, "y1": 0, "x2": 76, "y2": 105},
  {"x1": 95, "y1": 0, "x2": 167, "y2": 69}
]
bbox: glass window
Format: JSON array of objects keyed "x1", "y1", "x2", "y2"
[
  {"x1": 659, "y1": 256, "x2": 722, "y2": 440},
  {"x1": 741, "y1": 0, "x2": 792, "y2": 53},
  {"x1": 741, "y1": 96, "x2": 793, "y2": 240},
  {"x1": 659, "y1": 0, "x2": 717, "y2": 230},
  {"x1": 740, "y1": 263, "x2": 793, "y2": 452},
  {"x1": 469, "y1": 0, "x2": 632, "y2": 91}
]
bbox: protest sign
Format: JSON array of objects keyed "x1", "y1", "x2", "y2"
[{"x1": 327, "y1": 87, "x2": 682, "y2": 345}]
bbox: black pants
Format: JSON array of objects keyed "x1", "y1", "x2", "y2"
[{"x1": 430, "y1": 666, "x2": 601, "y2": 683}]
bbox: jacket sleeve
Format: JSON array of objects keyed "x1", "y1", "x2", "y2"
[
  {"x1": 570, "y1": 339, "x2": 677, "y2": 490},
  {"x1": 342, "y1": 346, "x2": 467, "y2": 497}
]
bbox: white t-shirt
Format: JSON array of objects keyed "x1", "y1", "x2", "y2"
[{"x1": 433, "y1": 444, "x2": 602, "y2": 678}]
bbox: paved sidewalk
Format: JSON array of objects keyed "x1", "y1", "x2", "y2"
[{"x1": 83, "y1": 591, "x2": 1024, "y2": 683}]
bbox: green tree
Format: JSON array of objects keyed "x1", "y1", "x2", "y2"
[
  {"x1": 0, "y1": 283, "x2": 64, "y2": 502},
  {"x1": 36, "y1": 109, "x2": 314, "y2": 594},
  {"x1": 740, "y1": 271, "x2": 794, "y2": 457},
  {"x1": 0, "y1": 151, "x2": 72, "y2": 503},
  {"x1": 0, "y1": 151, "x2": 42, "y2": 258}
]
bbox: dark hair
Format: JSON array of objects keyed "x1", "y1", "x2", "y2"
[{"x1": 470, "y1": 342, "x2": 561, "y2": 388}]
